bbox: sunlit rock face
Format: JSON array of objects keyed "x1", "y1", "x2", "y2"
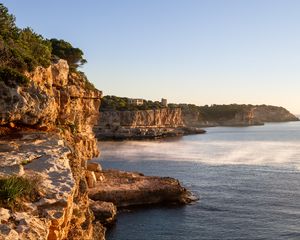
[
  {"x1": 0, "y1": 60, "x2": 102, "y2": 240},
  {"x1": 94, "y1": 108, "x2": 186, "y2": 139},
  {"x1": 88, "y1": 169, "x2": 196, "y2": 207},
  {"x1": 98, "y1": 108, "x2": 183, "y2": 127}
]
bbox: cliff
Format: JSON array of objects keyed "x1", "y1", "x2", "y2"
[
  {"x1": 94, "y1": 108, "x2": 204, "y2": 140},
  {"x1": 182, "y1": 105, "x2": 299, "y2": 127},
  {"x1": 0, "y1": 60, "x2": 103, "y2": 239},
  {"x1": 247, "y1": 106, "x2": 299, "y2": 123}
]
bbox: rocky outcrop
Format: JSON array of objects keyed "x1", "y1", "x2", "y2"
[
  {"x1": 88, "y1": 169, "x2": 197, "y2": 207},
  {"x1": 89, "y1": 200, "x2": 117, "y2": 226},
  {"x1": 99, "y1": 108, "x2": 184, "y2": 127},
  {"x1": 94, "y1": 108, "x2": 204, "y2": 139},
  {"x1": 0, "y1": 132, "x2": 74, "y2": 240},
  {"x1": 248, "y1": 106, "x2": 299, "y2": 123},
  {"x1": 183, "y1": 105, "x2": 299, "y2": 127},
  {"x1": 0, "y1": 60, "x2": 102, "y2": 239}
]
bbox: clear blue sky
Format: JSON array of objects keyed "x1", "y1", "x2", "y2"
[{"x1": 2, "y1": 0, "x2": 300, "y2": 113}]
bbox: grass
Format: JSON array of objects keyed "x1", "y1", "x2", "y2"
[{"x1": 0, "y1": 176, "x2": 39, "y2": 209}]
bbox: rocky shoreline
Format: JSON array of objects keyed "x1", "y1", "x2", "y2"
[
  {"x1": 0, "y1": 59, "x2": 198, "y2": 240},
  {"x1": 182, "y1": 105, "x2": 299, "y2": 128},
  {"x1": 95, "y1": 126, "x2": 206, "y2": 140},
  {"x1": 85, "y1": 163, "x2": 198, "y2": 227},
  {"x1": 94, "y1": 105, "x2": 299, "y2": 141},
  {"x1": 94, "y1": 109, "x2": 206, "y2": 140}
]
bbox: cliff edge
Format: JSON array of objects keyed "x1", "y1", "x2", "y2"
[
  {"x1": 182, "y1": 105, "x2": 299, "y2": 127},
  {"x1": 94, "y1": 108, "x2": 205, "y2": 140},
  {"x1": 0, "y1": 60, "x2": 103, "y2": 239}
]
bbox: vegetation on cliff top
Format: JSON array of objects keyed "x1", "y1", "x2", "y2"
[
  {"x1": 102, "y1": 95, "x2": 285, "y2": 121},
  {"x1": 0, "y1": 67, "x2": 30, "y2": 87},
  {"x1": 101, "y1": 95, "x2": 166, "y2": 111},
  {"x1": 0, "y1": 3, "x2": 87, "y2": 85},
  {"x1": 100, "y1": 95, "x2": 252, "y2": 119},
  {"x1": 50, "y1": 38, "x2": 87, "y2": 71},
  {"x1": 169, "y1": 103, "x2": 253, "y2": 121}
]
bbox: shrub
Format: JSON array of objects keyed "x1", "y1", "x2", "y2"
[
  {"x1": 0, "y1": 67, "x2": 30, "y2": 87},
  {"x1": 0, "y1": 4, "x2": 52, "y2": 72},
  {"x1": 100, "y1": 95, "x2": 165, "y2": 111},
  {"x1": 0, "y1": 3, "x2": 93, "y2": 88}
]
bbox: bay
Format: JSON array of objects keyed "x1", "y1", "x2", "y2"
[{"x1": 95, "y1": 122, "x2": 300, "y2": 240}]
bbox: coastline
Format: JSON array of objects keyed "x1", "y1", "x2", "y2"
[
  {"x1": 95, "y1": 126, "x2": 206, "y2": 141},
  {"x1": 86, "y1": 166, "x2": 198, "y2": 230}
]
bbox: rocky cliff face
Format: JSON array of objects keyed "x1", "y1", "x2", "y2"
[
  {"x1": 94, "y1": 108, "x2": 187, "y2": 139},
  {"x1": 183, "y1": 105, "x2": 299, "y2": 127},
  {"x1": 0, "y1": 60, "x2": 102, "y2": 239},
  {"x1": 248, "y1": 106, "x2": 299, "y2": 123},
  {"x1": 99, "y1": 108, "x2": 183, "y2": 127}
]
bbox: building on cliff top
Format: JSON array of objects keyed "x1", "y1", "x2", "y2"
[
  {"x1": 161, "y1": 98, "x2": 167, "y2": 107},
  {"x1": 128, "y1": 98, "x2": 144, "y2": 105}
]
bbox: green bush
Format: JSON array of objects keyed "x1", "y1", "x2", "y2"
[
  {"x1": 0, "y1": 4, "x2": 87, "y2": 75},
  {"x1": 0, "y1": 67, "x2": 30, "y2": 87},
  {"x1": 0, "y1": 4, "x2": 52, "y2": 72}
]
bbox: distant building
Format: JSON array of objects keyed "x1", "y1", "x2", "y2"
[
  {"x1": 128, "y1": 98, "x2": 144, "y2": 106},
  {"x1": 161, "y1": 98, "x2": 167, "y2": 107}
]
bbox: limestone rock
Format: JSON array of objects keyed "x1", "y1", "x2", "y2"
[
  {"x1": 94, "y1": 108, "x2": 206, "y2": 140},
  {"x1": 13, "y1": 212, "x2": 50, "y2": 240},
  {"x1": 87, "y1": 162, "x2": 102, "y2": 172},
  {"x1": 89, "y1": 169, "x2": 198, "y2": 207},
  {"x1": 86, "y1": 171, "x2": 97, "y2": 188},
  {"x1": 0, "y1": 164, "x2": 24, "y2": 176},
  {"x1": 94, "y1": 172, "x2": 105, "y2": 182},
  {"x1": 92, "y1": 222, "x2": 106, "y2": 240},
  {"x1": 0, "y1": 225, "x2": 19, "y2": 240},
  {"x1": 0, "y1": 208, "x2": 10, "y2": 222},
  {"x1": 0, "y1": 59, "x2": 103, "y2": 240},
  {"x1": 89, "y1": 200, "x2": 117, "y2": 225}
]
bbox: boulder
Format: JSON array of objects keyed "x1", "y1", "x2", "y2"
[
  {"x1": 86, "y1": 171, "x2": 97, "y2": 188},
  {"x1": 87, "y1": 162, "x2": 102, "y2": 172},
  {"x1": 89, "y1": 200, "x2": 117, "y2": 225}
]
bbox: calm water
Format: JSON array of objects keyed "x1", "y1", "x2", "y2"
[{"x1": 95, "y1": 122, "x2": 300, "y2": 240}]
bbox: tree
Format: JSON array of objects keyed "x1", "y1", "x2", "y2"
[
  {"x1": 50, "y1": 38, "x2": 87, "y2": 70},
  {"x1": 0, "y1": 4, "x2": 52, "y2": 72},
  {"x1": 0, "y1": 4, "x2": 18, "y2": 39},
  {"x1": 17, "y1": 28, "x2": 52, "y2": 70}
]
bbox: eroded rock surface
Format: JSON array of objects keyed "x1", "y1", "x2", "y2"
[
  {"x1": 0, "y1": 132, "x2": 73, "y2": 239},
  {"x1": 94, "y1": 108, "x2": 205, "y2": 140},
  {"x1": 0, "y1": 60, "x2": 102, "y2": 239},
  {"x1": 89, "y1": 200, "x2": 117, "y2": 225},
  {"x1": 88, "y1": 169, "x2": 197, "y2": 207}
]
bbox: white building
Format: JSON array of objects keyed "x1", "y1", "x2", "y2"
[
  {"x1": 161, "y1": 98, "x2": 167, "y2": 107},
  {"x1": 128, "y1": 98, "x2": 144, "y2": 106}
]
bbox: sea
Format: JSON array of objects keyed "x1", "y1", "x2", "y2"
[{"x1": 94, "y1": 121, "x2": 300, "y2": 240}]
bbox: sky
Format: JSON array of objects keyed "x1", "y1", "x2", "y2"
[{"x1": 2, "y1": 0, "x2": 300, "y2": 114}]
